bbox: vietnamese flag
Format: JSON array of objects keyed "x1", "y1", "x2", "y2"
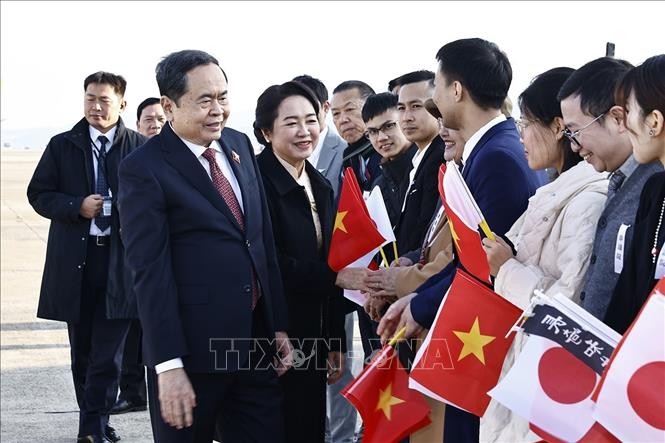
[
  {"x1": 328, "y1": 168, "x2": 385, "y2": 271},
  {"x1": 438, "y1": 163, "x2": 491, "y2": 283},
  {"x1": 341, "y1": 344, "x2": 431, "y2": 443},
  {"x1": 593, "y1": 278, "x2": 665, "y2": 442},
  {"x1": 409, "y1": 269, "x2": 522, "y2": 416}
]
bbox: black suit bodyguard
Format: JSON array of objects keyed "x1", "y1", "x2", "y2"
[
  {"x1": 27, "y1": 72, "x2": 145, "y2": 442},
  {"x1": 118, "y1": 50, "x2": 293, "y2": 442}
]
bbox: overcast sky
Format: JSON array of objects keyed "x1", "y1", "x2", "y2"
[{"x1": 1, "y1": 1, "x2": 663, "y2": 147}]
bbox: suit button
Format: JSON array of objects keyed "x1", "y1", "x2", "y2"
[
  {"x1": 580, "y1": 291, "x2": 586, "y2": 301},
  {"x1": 598, "y1": 218, "x2": 607, "y2": 229},
  {"x1": 243, "y1": 285, "x2": 251, "y2": 293},
  {"x1": 81, "y1": 237, "x2": 85, "y2": 241},
  {"x1": 590, "y1": 255, "x2": 596, "y2": 264},
  {"x1": 77, "y1": 265, "x2": 82, "y2": 269},
  {"x1": 245, "y1": 240, "x2": 251, "y2": 248}
]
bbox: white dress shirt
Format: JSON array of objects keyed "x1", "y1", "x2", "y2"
[
  {"x1": 155, "y1": 128, "x2": 244, "y2": 374},
  {"x1": 461, "y1": 114, "x2": 507, "y2": 169},
  {"x1": 88, "y1": 125, "x2": 117, "y2": 236},
  {"x1": 401, "y1": 143, "x2": 431, "y2": 213}
]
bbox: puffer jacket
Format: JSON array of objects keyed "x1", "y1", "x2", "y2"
[{"x1": 481, "y1": 161, "x2": 608, "y2": 443}]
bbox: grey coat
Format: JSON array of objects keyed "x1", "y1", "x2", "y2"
[
  {"x1": 580, "y1": 160, "x2": 663, "y2": 319},
  {"x1": 315, "y1": 128, "x2": 345, "y2": 198}
]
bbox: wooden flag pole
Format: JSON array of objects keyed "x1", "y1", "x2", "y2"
[
  {"x1": 392, "y1": 241, "x2": 399, "y2": 262},
  {"x1": 379, "y1": 246, "x2": 390, "y2": 268}
]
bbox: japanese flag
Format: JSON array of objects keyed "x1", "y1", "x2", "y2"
[
  {"x1": 593, "y1": 279, "x2": 665, "y2": 442},
  {"x1": 489, "y1": 295, "x2": 621, "y2": 442}
]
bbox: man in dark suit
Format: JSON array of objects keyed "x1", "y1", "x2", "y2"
[
  {"x1": 117, "y1": 50, "x2": 292, "y2": 442},
  {"x1": 27, "y1": 71, "x2": 145, "y2": 443},
  {"x1": 378, "y1": 38, "x2": 542, "y2": 442},
  {"x1": 293, "y1": 75, "x2": 346, "y2": 198},
  {"x1": 395, "y1": 70, "x2": 444, "y2": 256},
  {"x1": 111, "y1": 97, "x2": 167, "y2": 416}
]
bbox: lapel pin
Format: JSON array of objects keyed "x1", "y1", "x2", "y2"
[{"x1": 231, "y1": 150, "x2": 241, "y2": 164}]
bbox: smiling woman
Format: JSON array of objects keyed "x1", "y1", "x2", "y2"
[{"x1": 253, "y1": 80, "x2": 350, "y2": 443}]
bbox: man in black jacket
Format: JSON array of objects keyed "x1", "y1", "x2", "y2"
[{"x1": 27, "y1": 71, "x2": 146, "y2": 443}]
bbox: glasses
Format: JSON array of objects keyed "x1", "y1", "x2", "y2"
[
  {"x1": 562, "y1": 113, "x2": 606, "y2": 148},
  {"x1": 365, "y1": 121, "x2": 398, "y2": 139},
  {"x1": 515, "y1": 118, "x2": 537, "y2": 135}
]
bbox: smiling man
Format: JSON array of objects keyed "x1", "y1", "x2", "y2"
[
  {"x1": 27, "y1": 71, "x2": 145, "y2": 443},
  {"x1": 558, "y1": 57, "x2": 663, "y2": 321},
  {"x1": 118, "y1": 50, "x2": 293, "y2": 443},
  {"x1": 362, "y1": 92, "x2": 416, "y2": 226}
]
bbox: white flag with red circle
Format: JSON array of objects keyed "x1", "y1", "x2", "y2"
[
  {"x1": 593, "y1": 279, "x2": 665, "y2": 442},
  {"x1": 489, "y1": 293, "x2": 621, "y2": 442}
]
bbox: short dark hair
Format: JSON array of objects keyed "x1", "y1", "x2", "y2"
[
  {"x1": 136, "y1": 97, "x2": 161, "y2": 121},
  {"x1": 253, "y1": 81, "x2": 320, "y2": 147},
  {"x1": 396, "y1": 70, "x2": 434, "y2": 88},
  {"x1": 332, "y1": 80, "x2": 375, "y2": 101},
  {"x1": 615, "y1": 54, "x2": 665, "y2": 120},
  {"x1": 557, "y1": 57, "x2": 633, "y2": 118},
  {"x1": 155, "y1": 49, "x2": 227, "y2": 105},
  {"x1": 84, "y1": 71, "x2": 127, "y2": 97},
  {"x1": 519, "y1": 67, "x2": 581, "y2": 173},
  {"x1": 388, "y1": 76, "x2": 402, "y2": 93},
  {"x1": 436, "y1": 38, "x2": 512, "y2": 110},
  {"x1": 362, "y1": 93, "x2": 399, "y2": 122},
  {"x1": 293, "y1": 74, "x2": 328, "y2": 104}
]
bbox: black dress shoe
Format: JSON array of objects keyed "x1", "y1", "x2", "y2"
[
  {"x1": 77, "y1": 436, "x2": 111, "y2": 443},
  {"x1": 109, "y1": 398, "x2": 147, "y2": 415},
  {"x1": 104, "y1": 424, "x2": 121, "y2": 442}
]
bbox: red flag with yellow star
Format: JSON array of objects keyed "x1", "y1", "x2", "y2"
[
  {"x1": 328, "y1": 168, "x2": 386, "y2": 271},
  {"x1": 341, "y1": 344, "x2": 431, "y2": 443},
  {"x1": 438, "y1": 163, "x2": 492, "y2": 283},
  {"x1": 409, "y1": 269, "x2": 522, "y2": 416}
]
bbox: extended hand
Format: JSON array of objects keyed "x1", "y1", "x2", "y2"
[
  {"x1": 364, "y1": 296, "x2": 390, "y2": 322},
  {"x1": 391, "y1": 256, "x2": 413, "y2": 267},
  {"x1": 157, "y1": 368, "x2": 197, "y2": 429},
  {"x1": 274, "y1": 331, "x2": 294, "y2": 376},
  {"x1": 364, "y1": 268, "x2": 399, "y2": 298},
  {"x1": 79, "y1": 194, "x2": 103, "y2": 219},
  {"x1": 377, "y1": 292, "x2": 415, "y2": 344},
  {"x1": 335, "y1": 267, "x2": 370, "y2": 291}
]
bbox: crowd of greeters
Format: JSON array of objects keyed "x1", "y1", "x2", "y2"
[{"x1": 26, "y1": 38, "x2": 664, "y2": 442}]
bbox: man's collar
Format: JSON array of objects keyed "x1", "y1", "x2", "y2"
[
  {"x1": 89, "y1": 124, "x2": 118, "y2": 148},
  {"x1": 169, "y1": 122, "x2": 221, "y2": 157},
  {"x1": 462, "y1": 114, "x2": 506, "y2": 166}
]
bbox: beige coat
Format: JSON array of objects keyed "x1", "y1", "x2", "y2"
[
  {"x1": 394, "y1": 211, "x2": 454, "y2": 298},
  {"x1": 481, "y1": 161, "x2": 608, "y2": 442}
]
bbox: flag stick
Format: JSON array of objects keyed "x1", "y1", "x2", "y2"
[
  {"x1": 388, "y1": 326, "x2": 407, "y2": 347},
  {"x1": 479, "y1": 220, "x2": 495, "y2": 241},
  {"x1": 379, "y1": 246, "x2": 389, "y2": 268},
  {"x1": 392, "y1": 241, "x2": 398, "y2": 261}
]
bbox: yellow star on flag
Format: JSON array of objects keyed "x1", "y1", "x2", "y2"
[
  {"x1": 448, "y1": 219, "x2": 460, "y2": 251},
  {"x1": 334, "y1": 211, "x2": 348, "y2": 233},
  {"x1": 453, "y1": 317, "x2": 495, "y2": 364},
  {"x1": 375, "y1": 382, "x2": 405, "y2": 420}
]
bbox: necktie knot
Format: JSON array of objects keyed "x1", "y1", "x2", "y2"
[
  {"x1": 608, "y1": 170, "x2": 625, "y2": 192},
  {"x1": 202, "y1": 148, "x2": 216, "y2": 163},
  {"x1": 98, "y1": 135, "x2": 109, "y2": 152}
]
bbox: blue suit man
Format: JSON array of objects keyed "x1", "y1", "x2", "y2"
[
  {"x1": 118, "y1": 50, "x2": 292, "y2": 443},
  {"x1": 378, "y1": 39, "x2": 542, "y2": 442}
]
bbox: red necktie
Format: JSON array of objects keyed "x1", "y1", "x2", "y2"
[{"x1": 202, "y1": 148, "x2": 258, "y2": 308}]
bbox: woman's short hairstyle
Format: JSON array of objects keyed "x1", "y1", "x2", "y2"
[
  {"x1": 253, "y1": 81, "x2": 320, "y2": 147},
  {"x1": 615, "y1": 54, "x2": 665, "y2": 119}
]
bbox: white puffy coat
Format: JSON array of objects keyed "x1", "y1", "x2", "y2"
[{"x1": 481, "y1": 161, "x2": 608, "y2": 442}]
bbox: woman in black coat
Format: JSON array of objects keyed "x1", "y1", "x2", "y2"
[
  {"x1": 253, "y1": 81, "x2": 352, "y2": 442},
  {"x1": 605, "y1": 55, "x2": 665, "y2": 333}
]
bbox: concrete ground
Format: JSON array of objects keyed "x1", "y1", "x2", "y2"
[
  {"x1": 1, "y1": 151, "x2": 153, "y2": 442},
  {"x1": 1, "y1": 150, "x2": 364, "y2": 442}
]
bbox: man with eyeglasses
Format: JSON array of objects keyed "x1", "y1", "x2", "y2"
[
  {"x1": 362, "y1": 92, "x2": 416, "y2": 227},
  {"x1": 558, "y1": 57, "x2": 663, "y2": 322}
]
